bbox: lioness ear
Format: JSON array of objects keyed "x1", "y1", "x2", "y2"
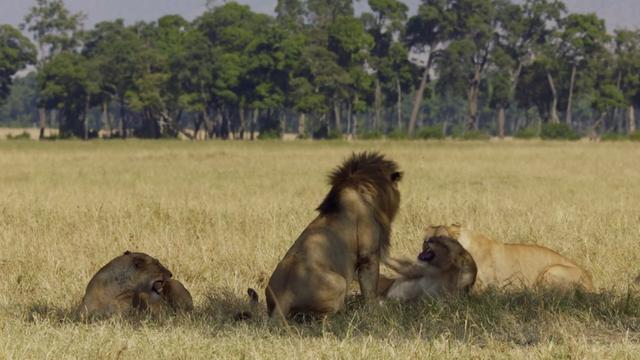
[
  {"x1": 391, "y1": 171, "x2": 403, "y2": 182},
  {"x1": 448, "y1": 224, "x2": 462, "y2": 238}
]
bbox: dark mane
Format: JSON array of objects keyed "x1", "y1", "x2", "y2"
[{"x1": 316, "y1": 152, "x2": 402, "y2": 254}]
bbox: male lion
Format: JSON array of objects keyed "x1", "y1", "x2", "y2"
[
  {"x1": 266, "y1": 152, "x2": 402, "y2": 320},
  {"x1": 424, "y1": 224, "x2": 594, "y2": 291},
  {"x1": 378, "y1": 236, "x2": 477, "y2": 301},
  {"x1": 79, "y1": 251, "x2": 193, "y2": 318}
]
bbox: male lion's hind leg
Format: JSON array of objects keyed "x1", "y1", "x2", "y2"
[
  {"x1": 537, "y1": 265, "x2": 594, "y2": 291},
  {"x1": 267, "y1": 270, "x2": 348, "y2": 323}
]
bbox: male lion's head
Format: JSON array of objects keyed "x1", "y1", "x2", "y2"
[
  {"x1": 418, "y1": 236, "x2": 477, "y2": 292},
  {"x1": 317, "y1": 152, "x2": 403, "y2": 252}
]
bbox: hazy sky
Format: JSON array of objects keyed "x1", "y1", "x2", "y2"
[{"x1": 1, "y1": 0, "x2": 638, "y2": 32}]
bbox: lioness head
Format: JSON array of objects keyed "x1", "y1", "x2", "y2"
[
  {"x1": 424, "y1": 223, "x2": 462, "y2": 241},
  {"x1": 120, "y1": 251, "x2": 173, "y2": 298},
  {"x1": 418, "y1": 236, "x2": 477, "y2": 292}
]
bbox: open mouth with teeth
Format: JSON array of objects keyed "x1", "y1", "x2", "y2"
[
  {"x1": 418, "y1": 248, "x2": 435, "y2": 262},
  {"x1": 151, "y1": 280, "x2": 165, "y2": 295}
]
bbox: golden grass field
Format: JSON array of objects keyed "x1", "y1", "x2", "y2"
[{"x1": 1, "y1": 139, "x2": 639, "y2": 359}]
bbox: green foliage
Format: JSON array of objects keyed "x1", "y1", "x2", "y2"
[
  {"x1": 0, "y1": 25, "x2": 37, "y2": 103},
  {"x1": 20, "y1": 0, "x2": 85, "y2": 59},
  {"x1": 0, "y1": 72, "x2": 38, "y2": 126},
  {"x1": 4, "y1": 0, "x2": 638, "y2": 141},
  {"x1": 6, "y1": 131, "x2": 31, "y2": 140},
  {"x1": 540, "y1": 123, "x2": 580, "y2": 140},
  {"x1": 458, "y1": 130, "x2": 491, "y2": 141},
  {"x1": 387, "y1": 129, "x2": 407, "y2": 140},
  {"x1": 600, "y1": 132, "x2": 629, "y2": 141},
  {"x1": 359, "y1": 130, "x2": 384, "y2": 140},
  {"x1": 514, "y1": 127, "x2": 539, "y2": 139},
  {"x1": 257, "y1": 129, "x2": 281, "y2": 140},
  {"x1": 416, "y1": 125, "x2": 444, "y2": 140},
  {"x1": 629, "y1": 132, "x2": 640, "y2": 142}
]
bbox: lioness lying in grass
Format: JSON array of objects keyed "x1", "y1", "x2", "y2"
[
  {"x1": 79, "y1": 251, "x2": 193, "y2": 319},
  {"x1": 379, "y1": 236, "x2": 477, "y2": 301},
  {"x1": 425, "y1": 224, "x2": 594, "y2": 291}
]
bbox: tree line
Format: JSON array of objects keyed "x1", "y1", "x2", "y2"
[{"x1": 1, "y1": 0, "x2": 639, "y2": 140}]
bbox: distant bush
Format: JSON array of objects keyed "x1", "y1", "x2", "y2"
[
  {"x1": 463, "y1": 131, "x2": 491, "y2": 140},
  {"x1": 416, "y1": 125, "x2": 444, "y2": 140},
  {"x1": 630, "y1": 132, "x2": 640, "y2": 142},
  {"x1": 258, "y1": 130, "x2": 281, "y2": 140},
  {"x1": 514, "y1": 127, "x2": 538, "y2": 139},
  {"x1": 540, "y1": 123, "x2": 580, "y2": 140},
  {"x1": 359, "y1": 130, "x2": 383, "y2": 140},
  {"x1": 387, "y1": 129, "x2": 407, "y2": 140},
  {"x1": 6, "y1": 131, "x2": 31, "y2": 140},
  {"x1": 326, "y1": 130, "x2": 343, "y2": 140},
  {"x1": 601, "y1": 132, "x2": 628, "y2": 141}
]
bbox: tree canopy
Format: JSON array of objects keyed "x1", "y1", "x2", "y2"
[{"x1": 1, "y1": 0, "x2": 639, "y2": 139}]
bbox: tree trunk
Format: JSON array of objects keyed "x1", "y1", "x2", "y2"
[
  {"x1": 298, "y1": 112, "x2": 306, "y2": 138},
  {"x1": 120, "y1": 97, "x2": 127, "y2": 138},
  {"x1": 466, "y1": 66, "x2": 481, "y2": 131},
  {"x1": 408, "y1": 67, "x2": 430, "y2": 138},
  {"x1": 374, "y1": 79, "x2": 381, "y2": 131},
  {"x1": 590, "y1": 111, "x2": 606, "y2": 140},
  {"x1": 396, "y1": 78, "x2": 403, "y2": 131},
  {"x1": 250, "y1": 109, "x2": 257, "y2": 140},
  {"x1": 346, "y1": 101, "x2": 353, "y2": 138},
  {"x1": 38, "y1": 108, "x2": 46, "y2": 140},
  {"x1": 565, "y1": 65, "x2": 577, "y2": 126},
  {"x1": 194, "y1": 113, "x2": 203, "y2": 140},
  {"x1": 84, "y1": 98, "x2": 90, "y2": 140},
  {"x1": 352, "y1": 94, "x2": 358, "y2": 139},
  {"x1": 498, "y1": 106, "x2": 506, "y2": 139},
  {"x1": 238, "y1": 105, "x2": 245, "y2": 140},
  {"x1": 628, "y1": 105, "x2": 636, "y2": 134},
  {"x1": 102, "y1": 101, "x2": 113, "y2": 138},
  {"x1": 203, "y1": 109, "x2": 214, "y2": 139},
  {"x1": 334, "y1": 101, "x2": 341, "y2": 134},
  {"x1": 546, "y1": 71, "x2": 560, "y2": 124},
  {"x1": 279, "y1": 111, "x2": 286, "y2": 139}
]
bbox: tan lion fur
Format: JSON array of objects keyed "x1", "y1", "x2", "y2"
[
  {"x1": 425, "y1": 224, "x2": 594, "y2": 291},
  {"x1": 378, "y1": 236, "x2": 477, "y2": 301},
  {"x1": 265, "y1": 152, "x2": 403, "y2": 320},
  {"x1": 79, "y1": 251, "x2": 192, "y2": 318}
]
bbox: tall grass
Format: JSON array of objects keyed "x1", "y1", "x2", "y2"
[{"x1": 1, "y1": 140, "x2": 639, "y2": 358}]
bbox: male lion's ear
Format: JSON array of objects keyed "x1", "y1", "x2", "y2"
[
  {"x1": 124, "y1": 251, "x2": 131, "y2": 255},
  {"x1": 391, "y1": 171, "x2": 403, "y2": 182}
]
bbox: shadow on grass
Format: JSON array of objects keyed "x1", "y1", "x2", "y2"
[{"x1": 17, "y1": 286, "x2": 640, "y2": 344}]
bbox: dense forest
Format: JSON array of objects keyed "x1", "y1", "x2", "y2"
[{"x1": 1, "y1": 0, "x2": 640, "y2": 140}]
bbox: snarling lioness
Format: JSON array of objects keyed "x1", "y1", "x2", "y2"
[
  {"x1": 79, "y1": 251, "x2": 193, "y2": 318},
  {"x1": 425, "y1": 224, "x2": 594, "y2": 291},
  {"x1": 379, "y1": 236, "x2": 477, "y2": 301},
  {"x1": 266, "y1": 152, "x2": 402, "y2": 320}
]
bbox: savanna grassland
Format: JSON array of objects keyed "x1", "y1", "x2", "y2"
[{"x1": 1, "y1": 140, "x2": 639, "y2": 359}]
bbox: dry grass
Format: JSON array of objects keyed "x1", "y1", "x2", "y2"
[{"x1": 1, "y1": 139, "x2": 639, "y2": 359}]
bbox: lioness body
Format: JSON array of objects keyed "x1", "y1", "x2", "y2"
[
  {"x1": 378, "y1": 237, "x2": 477, "y2": 301},
  {"x1": 266, "y1": 152, "x2": 402, "y2": 319},
  {"x1": 79, "y1": 251, "x2": 192, "y2": 318},
  {"x1": 426, "y1": 225, "x2": 593, "y2": 290}
]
